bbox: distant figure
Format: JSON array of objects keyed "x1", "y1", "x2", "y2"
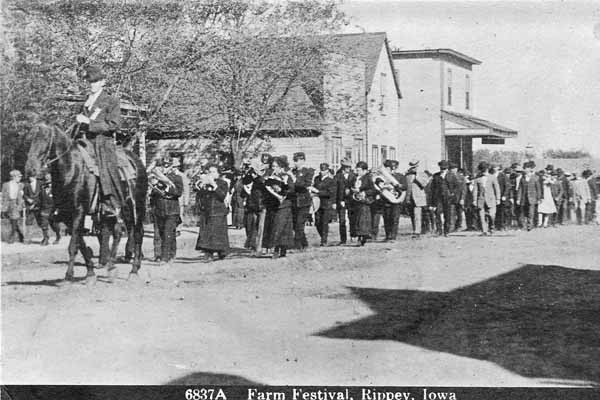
[
  {"x1": 2, "y1": 170, "x2": 25, "y2": 243},
  {"x1": 516, "y1": 161, "x2": 542, "y2": 231},
  {"x1": 472, "y1": 161, "x2": 500, "y2": 235},
  {"x1": 23, "y1": 172, "x2": 60, "y2": 245},
  {"x1": 311, "y1": 163, "x2": 336, "y2": 246},
  {"x1": 537, "y1": 170, "x2": 557, "y2": 228}
]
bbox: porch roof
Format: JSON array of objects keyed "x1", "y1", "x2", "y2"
[{"x1": 443, "y1": 110, "x2": 518, "y2": 139}]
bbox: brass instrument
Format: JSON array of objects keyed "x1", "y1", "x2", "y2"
[
  {"x1": 148, "y1": 164, "x2": 176, "y2": 197},
  {"x1": 192, "y1": 172, "x2": 217, "y2": 192},
  {"x1": 372, "y1": 167, "x2": 406, "y2": 204}
]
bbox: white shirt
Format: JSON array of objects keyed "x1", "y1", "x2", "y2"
[
  {"x1": 84, "y1": 88, "x2": 103, "y2": 111},
  {"x1": 8, "y1": 181, "x2": 19, "y2": 200}
]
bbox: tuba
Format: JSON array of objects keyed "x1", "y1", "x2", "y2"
[
  {"x1": 372, "y1": 167, "x2": 406, "y2": 204},
  {"x1": 148, "y1": 164, "x2": 176, "y2": 197}
]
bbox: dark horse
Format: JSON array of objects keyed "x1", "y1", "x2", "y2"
[{"x1": 25, "y1": 123, "x2": 147, "y2": 283}]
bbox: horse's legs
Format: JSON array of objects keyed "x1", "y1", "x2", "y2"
[
  {"x1": 107, "y1": 220, "x2": 122, "y2": 280},
  {"x1": 98, "y1": 221, "x2": 111, "y2": 267},
  {"x1": 130, "y1": 218, "x2": 144, "y2": 275},
  {"x1": 66, "y1": 211, "x2": 84, "y2": 281}
]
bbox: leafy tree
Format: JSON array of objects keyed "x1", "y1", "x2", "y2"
[
  {"x1": 543, "y1": 149, "x2": 591, "y2": 159},
  {"x1": 1, "y1": 0, "x2": 347, "y2": 179}
]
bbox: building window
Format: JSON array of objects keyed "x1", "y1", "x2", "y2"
[
  {"x1": 345, "y1": 148, "x2": 352, "y2": 163},
  {"x1": 465, "y1": 74, "x2": 471, "y2": 110},
  {"x1": 353, "y1": 138, "x2": 363, "y2": 163},
  {"x1": 381, "y1": 145, "x2": 388, "y2": 162},
  {"x1": 389, "y1": 147, "x2": 396, "y2": 161},
  {"x1": 447, "y1": 68, "x2": 452, "y2": 106},
  {"x1": 331, "y1": 137, "x2": 342, "y2": 171},
  {"x1": 372, "y1": 145, "x2": 379, "y2": 167}
]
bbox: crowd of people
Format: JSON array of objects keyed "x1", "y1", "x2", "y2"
[{"x1": 144, "y1": 151, "x2": 600, "y2": 264}]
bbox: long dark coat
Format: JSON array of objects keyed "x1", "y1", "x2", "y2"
[
  {"x1": 263, "y1": 174, "x2": 295, "y2": 249},
  {"x1": 355, "y1": 173, "x2": 377, "y2": 236},
  {"x1": 195, "y1": 179, "x2": 230, "y2": 253}
]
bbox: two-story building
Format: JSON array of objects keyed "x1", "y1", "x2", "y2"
[
  {"x1": 392, "y1": 48, "x2": 517, "y2": 172},
  {"x1": 147, "y1": 32, "x2": 402, "y2": 172}
]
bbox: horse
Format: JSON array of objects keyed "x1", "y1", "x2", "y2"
[{"x1": 25, "y1": 123, "x2": 147, "y2": 283}]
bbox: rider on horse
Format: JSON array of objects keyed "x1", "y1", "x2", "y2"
[{"x1": 75, "y1": 65, "x2": 124, "y2": 220}]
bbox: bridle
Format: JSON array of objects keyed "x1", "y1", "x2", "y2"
[{"x1": 42, "y1": 123, "x2": 78, "y2": 167}]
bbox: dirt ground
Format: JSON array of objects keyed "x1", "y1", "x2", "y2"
[{"x1": 1, "y1": 219, "x2": 599, "y2": 386}]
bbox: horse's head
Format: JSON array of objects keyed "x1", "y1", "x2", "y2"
[{"x1": 25, "y1": 123, "x2": 59, "y2": 178}]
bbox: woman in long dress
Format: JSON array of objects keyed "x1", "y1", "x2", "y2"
[
  {"x1": 195, "y1": 165, "x2": 230, "y2": 260},
  {"x1": 537, "y1": 171, "x2": 557, "y2": 228},
  {"x1": 351, "y1": 161, "x2": 377, "y2": 246},
  {"x1": 262, "y1": 157, "x2": 295, "y2": 258}
]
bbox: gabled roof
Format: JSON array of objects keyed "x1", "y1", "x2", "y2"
[
  {"x1": 443, "y1": 110, "x2": 518, "y2": 138},
  {"x1": 329, "y1": 32, "x2": 402, "y2": 99}
]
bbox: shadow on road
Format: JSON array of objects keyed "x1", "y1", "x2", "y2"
[
  {"x1": 166, "y1": 371, "x2": 262, "y2": 385},
  {"x1": 3, "y1": 276, "x2": 87, "y2": 287},
  {"x1": 317, "y1": 264, "x2": 600, "y2": 385}
]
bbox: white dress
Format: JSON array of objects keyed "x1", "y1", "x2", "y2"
[{"x1": 538, "y1": 182, "x2": 557, "y2": 214}]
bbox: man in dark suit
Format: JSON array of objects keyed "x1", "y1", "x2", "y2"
[
  {"x1": 449, "y1": 162, "x2": 466, "y2": 231},
  {"x1": 75, "y1": 65, "x2": 123, "y2": 219},
  {"x1": 23, "y1": 172, "x2": 60, "y2": 245},
  {"x1": 516, "y1": 161, "x2": 542, "y2": 231},
  {"x1": 382, "y1": 160, "x2": 406, "y2": 241},
  {"x1": 290, "y1": 152, "x2": 314, "y2": 250},
  {"x1": 150, "y1": 157, "x2": 183, "y2": 265},
  {"x1": 334, "y1": 158, "x2": 355, "y2": 244},
  {"x1": 428, "y1": 160, "x2": 458, "y2": 236},
  {"x1": 554, "y1": 168, "x2": 570, "y2": 225},
  {"x1": 312, "y1": 163, "x2": 337, "y2": 246},
  {"x1": 494, "y1": 166, "x2": 513, "y2": 231}
]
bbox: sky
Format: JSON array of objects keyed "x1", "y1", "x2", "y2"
[{"x1": 340, "y1": 0, "x2": 600, "y2": 156}]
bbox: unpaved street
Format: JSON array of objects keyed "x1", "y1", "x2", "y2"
[{"x1": 2, "y1": 222, "x2": 599, "y2": 386}]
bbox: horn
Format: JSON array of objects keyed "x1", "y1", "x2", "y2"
[{"x1": 372, "y1": 167, "x2": 406, "y2": 204}]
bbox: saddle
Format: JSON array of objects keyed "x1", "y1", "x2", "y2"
[
  {"x1": 76, "y1": 139, "x2": 138, "y2": 221},
  {"x1": 76, "y1": 139, "x2": 136, "y2": 181}
]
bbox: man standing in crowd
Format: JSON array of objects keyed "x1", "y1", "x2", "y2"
[
  {"x1": 384, "y1": 160, "x2": 406, "y2": 241},
  {"x1": 405, "y1": 161, "x2": 426, "y2": 238},
  {"x1": 550, "y1": 169, "x2": 564, "y2": 226},
  {"x1": 516, "y1": 161, "x2": 542, "y2": 231},
  {"x1": 452, "y1": 164, "x2": 467, "y2": 231},
  {"x1": 472, "y1": 161, "x2": 501, "y2": 235},
  {"x1": 510, "y1": 163, "x2": 524, "y2": 229},
  {"x1": 290, "y1": 152, "x2": 314, "y2": 251},
  {"x1": 311, "y1": 163, "x2": 336, "y2": 246},
  {"x1": 429, "y1": 160, "x2": 458, "y2": 236},
  {"x1": 494, "y1": 166, "x2": 512, "y2": 231},
  {"x1": 583, "y1": 169, "x2": 597, "y2": 224},
  {"x1": 2, "y1": 170, "x2": 25, "y2": 244},
  {"x1": 23, "y1": 172, "x2": 60, "y2": 245},
  {"x1": 422, "y1": 170, "x2": 436, "y2": 234},
  {"x1": 334, "y1": 158, "x2": 355, "y2": 245},
  {"x1": 149, "y1": 157, "x2": 183, "y2": 266},
  {"x1": 554, "y1": 168, "x2": 571, "y2": 225},
  {"x1": 571, "y1": 172, "x2": 591, "y2": 224}
]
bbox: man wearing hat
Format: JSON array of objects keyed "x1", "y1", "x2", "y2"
[
  {"x1": 381, "y1": 160, "x2": 406, "y2": 241},
  {"x1": 149, "y1": 157, "x2": 183, "y2": 265},
  {"x1": 405, "y1": 161, "x2": 426, "y2": 237},
  {"x1": 428, "y1": 160, "x2": 458, "y2": 236},
  {"x1": 516, "y1": 161, "x2": 542, "y2": 230},
  {"x1": 290, "y1": 152, "x2": 314, "y2": 250},
  {"x1": 334, "y1": 158, "x2": 356, "y2": 244},
  {"x1": 76, "y1": 65, "x2": 123, "y2": 219},
  {"x1": 2, "y1": 170, "x2": 25, "y2": 244},
  {"x1": 448, "y1": 161, "x2": 466, "y2": 231},
  {"x1": 311, "y1": 163, "x2": 336, "y2": 246},
  {"x1": 472, "y1": 161, "x2": 501, "y2": 235},
  {"x1": 23, "y1": 171, "x2": 60, "y2": 245}
]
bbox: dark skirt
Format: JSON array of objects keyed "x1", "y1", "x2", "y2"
[
  {"x1": 263, "y1": 205, "x2": 294, "y2": 249},
  {"x1": 196, "y1": 213, "x2": 230, "y2": 253},
  {"x1": 355, "y1": 203, "x2": 372, "y2": 237}
]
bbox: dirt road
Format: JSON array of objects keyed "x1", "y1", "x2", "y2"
[{"x1": 2, "y1": 222, "x2": 599, "y2": 386}]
